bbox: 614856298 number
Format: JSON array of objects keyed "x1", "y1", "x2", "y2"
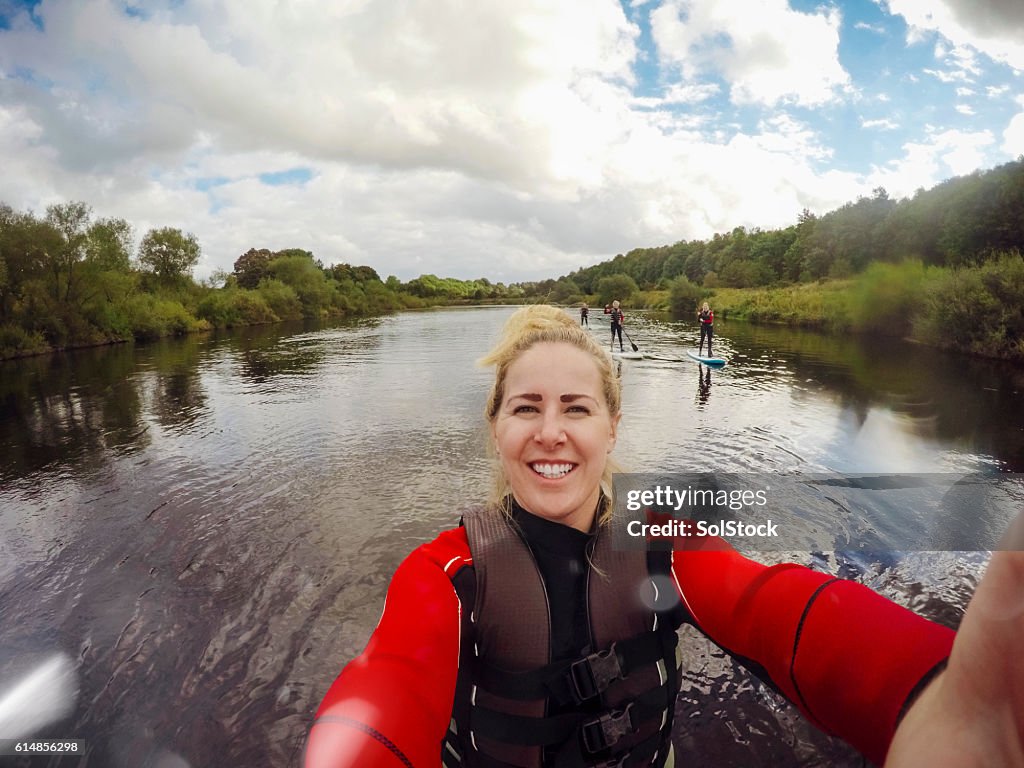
[{"x1": 0, "y1": 740, "x2": 86, "y2": 756}]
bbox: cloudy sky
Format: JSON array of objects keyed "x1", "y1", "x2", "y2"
[{"x1": 1, "y1": 0, "x2": 1023, "y2": 283}]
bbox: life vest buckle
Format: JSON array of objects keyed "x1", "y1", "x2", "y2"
[
  {"x1": 569, "y1": 644, "x2": 624, "y2": 703},
  {"x1": 581, "y1": 702, "x2": 637, "y2": 754}
]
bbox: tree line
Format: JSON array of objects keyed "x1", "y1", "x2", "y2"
[
  {"x1": 544, "y1": 157, "x2": 1024, "y2": 299},
  {"x1": 4, "y1": 157, "x2": 1023, "y2": 361},
  {"x1": 0, "y1": 201, "x2": 533, "y2": 360},
  {"x1": 518, "y1": 158, "x2": 1024, "y2": 361}
]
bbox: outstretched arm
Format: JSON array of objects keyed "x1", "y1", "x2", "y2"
[
  {"x1": 886, "y1": 512, "x2": 1024, "y2": 767},
  {"x1": 670, "y1": 537, "x2": 954, "y2": 766},
  {"x1": 305, "y1": 530, "x2": 467, "y2": 768}
]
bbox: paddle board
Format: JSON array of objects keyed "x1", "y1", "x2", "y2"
[
  {"x1": 611, "y1": 350, "x2": 644, "y2": 359},
  {"x1": 687, "y1": 349, "x2": 726, "y2": 366}
]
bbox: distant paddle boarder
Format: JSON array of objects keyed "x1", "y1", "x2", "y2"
[
  {"x1": 608, "y1": 300, "x2": 625, "y2": 352},
  {"x1": 580, "y1": 302, "x2": 589, "y2": 327},
  {"x1": 697, "y1": 301, "x2": 714, "y2": 357}
]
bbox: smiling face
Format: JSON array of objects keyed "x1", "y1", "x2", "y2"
[{"x1": 491, "y1": 342, "x2": 620, "y2": 532}]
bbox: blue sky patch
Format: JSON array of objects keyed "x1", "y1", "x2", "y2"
[
  {"x1": 0, "y1": 0, "x2": 42, "y2": 30},
  {"x1": 195, "y1": 176, "x2": 231, "y2": 192},
  {"x1": 259, "y1": 168, "x2": 314, "y2": 186}
]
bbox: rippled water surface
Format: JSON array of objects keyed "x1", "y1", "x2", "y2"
[{"x1": 1, "y1": 307, "x2": 1022, "y2": 767}]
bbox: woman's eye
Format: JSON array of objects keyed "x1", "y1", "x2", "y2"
[
  {"x1": 513, "y1": 404, "x2": 538, "y2": 414},
  {"x1": 567, "y1": 405, "x2": 590, "y2": 414}
]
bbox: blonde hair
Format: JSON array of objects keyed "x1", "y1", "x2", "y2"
[{"x1": 479, "y1": 305, "x2": 622, "y2": 525}]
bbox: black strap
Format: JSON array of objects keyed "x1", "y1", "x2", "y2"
[
  {"x1": 553, "y1": 727, "x2": 664, "y2": 768},
  {"x1": 469, "y1": 676, "x2": 674, "y2": 748},
  {"x1": 475, "y1": 627, "x2": 678, "y2": 704},
  {"x1": 470, "y1": 707, "x2": 581, "y2": 747}
]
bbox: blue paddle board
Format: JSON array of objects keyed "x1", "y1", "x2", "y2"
[{"x1": 687, "y1": 349, "x2": 726, "y2": 366}]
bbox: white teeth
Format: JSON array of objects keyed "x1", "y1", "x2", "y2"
[{"x1": 532, "y1": 463, "x2": 573, "y2": 479}]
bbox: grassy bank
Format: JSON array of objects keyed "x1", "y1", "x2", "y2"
[
  {"x1": 583, "y1": 253, "x2": 1024, "y2": 363},
  {"x1": 700, "y1": 281, "x2": 855, "y2": 329}
]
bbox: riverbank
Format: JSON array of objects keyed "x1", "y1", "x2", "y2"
[
  {"x1": 5, "y1": 255, "x2": 1021, "y2": 365},
  {"x1": 614, "y1": 255, "x2": 1024, "y2": 364},
  {"x1": 0, "y1": 296, "x2": 533, "y2": 363}
]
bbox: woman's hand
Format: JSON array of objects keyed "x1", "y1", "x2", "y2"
[{"x1": 885, "y1": 512, "x2": 1024, "y2": 767}]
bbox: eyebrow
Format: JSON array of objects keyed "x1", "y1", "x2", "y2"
[{"x1": 508, "y1": 393, "x2": 597, "y2": 403}]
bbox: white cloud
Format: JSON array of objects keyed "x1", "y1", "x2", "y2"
[
  {"x1": 1003, "y1": 96, "x2": 1024, "y2": 156},
  {"x1": 955, "y1": 87, "x2": 975, "y2": 97},
  {"x1": 855, "y1": 21, "x2": 886, "y2": 34},
  {"x1": 923, "y1": 67, "x2": 970, "y2": 83},
  {"x1": 0, "y1": 0, "x2": 641, "y2": 196},
  {"x1": 955, "y1": 104, "x2": 976, "y2": 115},
  {"x1": 650, "y1": 0, "x2": 850, "y2": 107},
  {"x1": 987, "y1": 84, "x2": 1011, "y2": 98},
  {"x1": 868, "y1": 128, "x2": 996, "y2": 194},
  {"x1": 660, "y1": 82, "x2": 722, "y2": 105},
  {"x1": 862, "y1": 117, "x2": 900, "y2": 130},
  {"x1": 948, "y1": 45, "x2": 983, "y2": 76},
  {"x1": 629, "y1": 82, "x2": 720, "y2": 109},
  {"x1": 0, "y1": 0, "x2": 1016, "y2": 285},
  {"x1": 884, "y1": 0, "x2": 1024, "y2": 70},
  {"x1": 0, "y1": 0, "x2": 659, "y2": 279}
]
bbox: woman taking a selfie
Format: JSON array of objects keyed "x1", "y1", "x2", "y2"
[{"x1": 305, "y1": 305, "x2": 1023, "y2": 768}]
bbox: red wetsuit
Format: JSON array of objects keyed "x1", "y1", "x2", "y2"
[{"x1": 306, "y1": 527, "x2": 953, "y2": 767}]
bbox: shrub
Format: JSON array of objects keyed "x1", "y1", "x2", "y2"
[
  {"x1": 197, "y1": 288, "x2": 278, "y2": 328},
  {"x1": 121, "y1": 294, "x2": 205, "y2": 339},
  {"x1": 916, "y1": 252, "x2": 1024, "y2": 360},
  {"x1": 848, "y1": 261, "x2": 933, "y2": 336},
  {"x1": 0, "y1": 323, "x2": 48, "y2": 359},
  {"x1": 668, "y1": 276, "x2": 705, "y2": 318},
  {"x1": 257, "y1": 279, "x2": 302, "y2": 320}
]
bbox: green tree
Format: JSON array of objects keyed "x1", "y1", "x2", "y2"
[
  {"x1": 353, "y1": 265, "x2": 381, "y2": 283},
  {"x1": 233, "y1": 248, "x2": 273, "y2": 289},
  {"x1": 45, "y1": 200, "x2": 92, "y2": 303},
  {"x1": 266, "y1": 252, "x2": 331, "y2": 316},
  {"x1": 549, "y1": 278, "x2": 580, "y2": 303},
  {"x1": 86, "y1": 218, "x2": 134, "y2": 272},
  {"x1": 139, "y1": 227, "x2": 201, "y2": 283},
  {"x1": 0, "y1": 206, "x2": 60, "y2": 321},
  {"x1": 595, "y1": 273, "x2": 639, "y2": 306},
  {"x1": 668, "y1": 276, "x2": 705, "y2": 318}
]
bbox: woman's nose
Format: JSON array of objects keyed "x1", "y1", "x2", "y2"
[{"x1": 534, "y1": 410, "x2": 566, "y2": 446}]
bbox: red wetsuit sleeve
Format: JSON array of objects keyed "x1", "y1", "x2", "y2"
[
  {"x1": 670, "y1": 540, "x2": 954, "y2": 765},
  {"x1": 305, "y1": 528, "x2": 469, "y2": 768}
]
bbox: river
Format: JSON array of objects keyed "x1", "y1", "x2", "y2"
[{"x1": 1, "y1": 305, "x2": 1022, "y2": 767}]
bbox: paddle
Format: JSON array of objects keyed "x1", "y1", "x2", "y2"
[{"x1": 622, "y1": 329, "x2": 640, "y2": 353}]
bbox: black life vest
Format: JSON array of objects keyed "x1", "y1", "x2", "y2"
[{"x1": 442, "y1": 506, "x2": 685, "y2": 768}]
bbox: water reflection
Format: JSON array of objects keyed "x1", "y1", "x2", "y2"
[
  {"x1": 631, "y1": 313, "x2": 1023, "y2": 473},
  {"x1": 696, "y1": 366, "x2": 712, "y2": 406},
  {"x1": 0, "y1": 307, "x2": 1021, "y2": 768},
  {"x1": 0, "y1": 346, "x2": 144, "y2": 483}
]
